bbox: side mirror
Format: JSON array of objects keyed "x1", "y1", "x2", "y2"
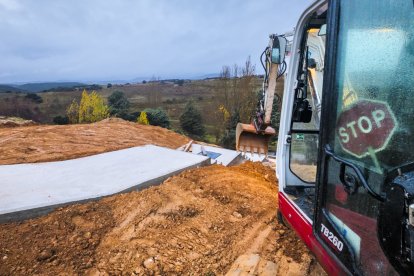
[
  {"x1": 308, "y1": 58, "x2": 317, "y2": 69},
  {"x1": 318, "y1": 24, "x2": 327, "y2": 36},
  {"x1": 292, "y1": 98, "x2": 312, "y2": 123},
  {"x1": 270, "y1": 35, "x2": 287, "y2": 64}
]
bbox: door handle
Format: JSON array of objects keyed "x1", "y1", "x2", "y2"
[
  {"x1": 339, "y1": 163, "x2": 358, "y2": 195},
  {"x1": 324, "y1": 145, "x2": 385, "y2": 202}
]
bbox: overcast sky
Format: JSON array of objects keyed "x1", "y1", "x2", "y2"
[{"x1": 0, "y1": 0, "x2": 313, "y2": 83}]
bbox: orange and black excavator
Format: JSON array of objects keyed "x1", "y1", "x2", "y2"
[{"x1": 235, "y1": 34, "x2": 289, "y2": 156}]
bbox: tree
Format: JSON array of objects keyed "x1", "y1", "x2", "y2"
[
  {"x1": 66, "y1": 99, "x2": 79, "y2": 124},
  {"x1": 78, "y1": 90, "x2": 109, "y2": 123},
  {"x1": 144, "y1": 108, "x2": 170, "y2": 128},
  {"x1": 108, "y1": 91, "x2": 130, "y2": 117},
  {"x1": 180, "y1": 101, "x2": 205, "y2": 138},
  {"x1": 107, "y1": 83, "x2": 112, "y2": 88},
  {"x1": 220, "y1": 110, "x2": 240, "y2": 149},
  {"x1": 137, "y1": 111, "x2": 149, "y2": 125},
  {"x1": 211, "y1": 56, "x2": 257, "y2": 146}
]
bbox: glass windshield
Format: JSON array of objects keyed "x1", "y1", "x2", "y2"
[{"x1": 331, "y1": 0, "x2": 414, "y2": 177}]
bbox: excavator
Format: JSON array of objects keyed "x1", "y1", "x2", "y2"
[{"x1": 236, "y1": 0, "x2": 414, "y2": 274}]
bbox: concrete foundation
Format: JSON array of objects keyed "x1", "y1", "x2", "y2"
[
  {"x1": 191, "y1": 144, "x2": 243, "y2": 166},
  {"x1": 0, "y1": 145, "x2": 209, "y2": 223}
]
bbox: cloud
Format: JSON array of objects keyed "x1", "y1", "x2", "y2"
[
  {"x1": 0, "y1": 0, "x2": 313, "y2": 82},
  {"x1": 0, "y1": 0, "x2": 22, "y2": 11}
]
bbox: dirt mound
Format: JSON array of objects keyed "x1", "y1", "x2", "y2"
[
  {"x1": 0, "y1": 118, "x2": 189, "y2": 165},
  {"x1": 0, "y1": 162, "x2": 323, "y2": 275},
  {"x1": 0, "y1": 116, "x2": 36, "y2": 128}
]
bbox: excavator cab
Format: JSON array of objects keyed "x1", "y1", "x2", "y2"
[
  {"x1": 235, "y1": 35, "x2": 287, "y2": 156},
  {"x1": 275, "y1": 0, "x2": 414, "y2": 275}
]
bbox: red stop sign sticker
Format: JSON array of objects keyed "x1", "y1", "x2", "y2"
[{"x1": 337, "y1": 99, "x2": 398, "y2": 158}]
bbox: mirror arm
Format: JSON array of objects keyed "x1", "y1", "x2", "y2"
[{"x1": 324, "y1": 145, "x2": 386, "y2": 202}]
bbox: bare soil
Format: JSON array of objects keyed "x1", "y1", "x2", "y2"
[
  {"x1": 0, "y1": 121, "x2": 325, "y2": 275},
  {"x1": 0, "y1": 118, "x2": 189, "y2": 165}
]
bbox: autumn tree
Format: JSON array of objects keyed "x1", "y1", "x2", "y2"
[
  {"x1": 66, "y1": 99, "x2": 79, "y2": 124},
  {"x1": 78, "y1": 90, "x2": 109, "y2": 123},
  {"x1": 137, "y1": 111, "x2": 149, "y2": 125}
]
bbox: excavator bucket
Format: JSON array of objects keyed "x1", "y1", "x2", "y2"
[{"x1": 235, "y1": 123, "x2": 276, "y2": 156}]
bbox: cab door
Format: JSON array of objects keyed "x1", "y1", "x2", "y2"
[{"x1": 315, "y1": 0, "x2": 414, "y2": 274}]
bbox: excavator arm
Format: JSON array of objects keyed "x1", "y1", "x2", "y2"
[{"x1": 235, "y1": 34, "x2": 289, "y2": 156}]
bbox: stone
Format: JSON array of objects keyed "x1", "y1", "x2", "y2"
[
  {"x1": 143, "y1": 257, "x2": 156, "y2": 269},
  {"x1": 36, "y1": 249, "x2": 54, "y2": 261},
  {"x1": 232, "y1": 211, "x2": 242, "y2": 219}
]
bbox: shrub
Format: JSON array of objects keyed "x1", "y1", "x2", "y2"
[
  {"x1": 66, "y1": 99, "x2": 79, "y2": 124},
  {"x1": 120, "y1": 111, "x2": 140, "y2": 122},
  {"x1": 137, "y1": 111, "x2": 149, "y2": 125},
  {"x1": 144, "y1": 108, "x2": 170, "y2": 128},
  {"x1": 108, "y1": 91, "x2": 130, "y2": 116},
  {"x1": 53, "y1": 115, "x2": 69, "y2": 125},
  {"x1": 179, "y1": 101, "x2": 205, "y2": 138}
]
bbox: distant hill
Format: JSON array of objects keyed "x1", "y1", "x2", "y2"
[
  {"x1": 0, "y1": 84, "x2": 26, "y2": 93},
  {"x1": 17, "y1": 82, "x2": 86, "y2": 93}
]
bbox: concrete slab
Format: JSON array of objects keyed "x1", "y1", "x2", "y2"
[
  {"x1": 191, "y1": 144, "x2": 243, "y2": 166},
  {"x1": 0, "y1": 145, "x2": 209, "y2": 222}
]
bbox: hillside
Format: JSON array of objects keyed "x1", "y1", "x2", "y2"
[
  {"x1": 15, "y1": 82, "x2": 86, "y2": 93},
  {"x1": 0, "y1": 84, "x2": 26, "y2": 93}
]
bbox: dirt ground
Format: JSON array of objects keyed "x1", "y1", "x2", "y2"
[
  {"x1": 0, "y1": 121, "x2": 325, "y2": 275},
  {"x1": 0, "y1": 118, "x2": 189, "y2": 165}
]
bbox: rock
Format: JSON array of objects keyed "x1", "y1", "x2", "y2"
[
  {"x1": 2, "y1": 255, "x2": 7, "y2": 260},
  {"x1": 36, "y1": 249, "x2": 54, "y2": 261},
  {"x1": 84, "y1": 232, "x2": 92, "y2": 239},
  {"x1": 232, "y1": 211, "x2": 242, "y2": 219},
  {"x1": 143, "y1": 257, "x2": 156, "y2": 269}
]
